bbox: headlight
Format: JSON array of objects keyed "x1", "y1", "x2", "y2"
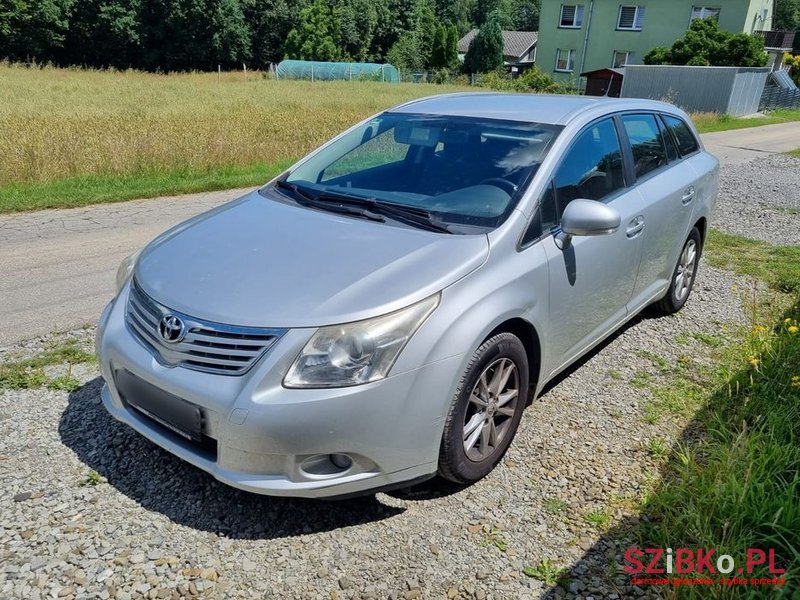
[
  {"x1": 115, "y1": 250, "x2": 141, "y2": 294},
  {"x1": 284, "y1": 294, "x2": 440, "y2": 388}
]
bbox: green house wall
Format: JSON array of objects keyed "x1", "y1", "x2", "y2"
[{"x1": 537, "y1": 0, "x2": 773, "y2": 86}]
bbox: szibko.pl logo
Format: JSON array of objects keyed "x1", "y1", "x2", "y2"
[{"x1": 624, "y1": 548, "x2": 787, "y2": 587}]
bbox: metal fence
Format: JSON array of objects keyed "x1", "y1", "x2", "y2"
[
  {"x1": 760, "y1": 86, "x2": 800, "y2": 110},
  {"x1": 621, "y1": 66, "x2": 769, "y2": 116}
]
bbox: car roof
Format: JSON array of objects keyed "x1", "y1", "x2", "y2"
[{"x1": 388, "y1": 93, "x2": 680, "y2": 126}]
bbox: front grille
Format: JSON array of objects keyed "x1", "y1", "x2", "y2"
[{"x1": 126, "y1": 279, "x2": 286, "y2": 376}]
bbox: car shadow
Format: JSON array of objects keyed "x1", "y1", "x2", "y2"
[{"x1": 58, "y1": 377, "x2": 404, "y2": 539}]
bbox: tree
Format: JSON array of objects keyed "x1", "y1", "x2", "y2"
[
  {"x1": 430, "y1": 24, "x2": 447, "y2": 69},
  {"x1": 446, "y1": 24, "x2": 460, "y2": 69},
  {"x1": 774, "y1": 0, "x2": 800, "y2": 31},
  {"x1": 284, "y1": 0, "x2": 342, "y2": 61},
  {"x1": 463, "y1": 11, "x2": 503, "y2": 73},
  {"x1": 62, "y1": 0, "x2": 142, "y2": 68},
  {"x1": 412, "y1": 0, "x2": 436, "y2": 67},
  {"x1": 0, "y1": 0, "x2": 73, "y2": 62},
  {"x1": 508, "y1": 0, "x2": 539, "y2": 30},
  {"x1": 644, "y1": 17, "x2": 768, "y2": 68},
  {"x1": 386, "y1": 32, "x2": 424, "y2": 70},
  {"x1": 473, "y1": 0, "x2": 507, "y2": 26},
  {"x1": 138, "y1": 0, "x2": 250, "y2": 71},
  {"x1": 336, "y1": 0, "x2": 384, "y2": 61},
  {"x1": 242, "y1": 0, "x2": 298, "y2": 69}
]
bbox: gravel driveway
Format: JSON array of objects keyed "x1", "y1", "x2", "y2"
[
  {"x1": 1, "y1": 261, "x2": 750, "y2": 600},
  {"x1": 3, "y1": 151, "x2": 797, "y2": 599},
  {"x1": 715, "y1": 153, "x2": 800, "y2": 246}
]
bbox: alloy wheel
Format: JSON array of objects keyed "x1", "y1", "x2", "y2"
[
  {"x1": 674, "y1": 238, "x2": 698, "y2": 302},
  {"x1": 462, "y1": 357, "x2": 520, "y2": 462}
]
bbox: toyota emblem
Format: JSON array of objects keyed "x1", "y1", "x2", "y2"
[{"x1": 158, "y1": 314, "x2": 186, "y2": 343}]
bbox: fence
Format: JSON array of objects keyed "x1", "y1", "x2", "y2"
[{"x1": 621, "y1": 65, "x2": 769, "y2": 116}]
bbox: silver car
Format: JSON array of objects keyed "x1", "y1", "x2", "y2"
[{"x1": 96, "y1": 94, "x2": 718, "y2": 498}]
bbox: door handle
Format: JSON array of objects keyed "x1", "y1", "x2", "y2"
[
  {"x1": 682, "y1": 186, "x2": 696, "y2": 205},
  {"x1": 626, "y1": 216, "x2": 645, "y2": 238}
]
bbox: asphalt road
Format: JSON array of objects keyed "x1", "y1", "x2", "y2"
[{"x1": 1, "y1": 122, "x2": 799, "y2": 348}]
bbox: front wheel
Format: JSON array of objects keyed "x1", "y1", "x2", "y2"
[
  {"x1": 651, "y1": 227, "x2": 702, "y2": 315},
  {"x1": 438, "y1": 333, "x2": 529, "y2": 484}
]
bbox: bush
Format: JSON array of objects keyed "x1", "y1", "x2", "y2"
[
  {"x1": 785, "y1": 53, "x2": 800, "y2": 86},
  {"x1": 644, "y1": 18, "x2": 768, "y2": 67}
]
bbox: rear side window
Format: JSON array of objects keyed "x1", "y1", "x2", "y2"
[
  {"x1": 553, "y1": 118, "x2": 626, "y2": 218},
  {"x1": 662, "y1": 115, "x2": 699, "y2": 156},
  {"x1": 621, "y1": 114, "x2": 667, "y2": 179},
  {"x1": 658, "y1": 117, "x2": 679, "y2": 162}
]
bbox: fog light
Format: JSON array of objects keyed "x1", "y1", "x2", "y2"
[{"x1": 330, "y1": 454, "x2": 353, "y2": 470}]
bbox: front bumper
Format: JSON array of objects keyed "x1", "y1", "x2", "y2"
[{"x1": 95, "y1": 286, "x2": 464, "y2": 498}]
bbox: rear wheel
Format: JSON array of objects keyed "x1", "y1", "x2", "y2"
[
  {"x1": 438, "y1": 333, "x2": 529, "y2": 484},
  {"x1": 651, "y1": 227, "x2": 702, "y2": 315}
]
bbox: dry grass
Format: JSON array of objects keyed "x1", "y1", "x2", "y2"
[{"x1": 0, "y1": 64, "x2": 469, "y2": 187}]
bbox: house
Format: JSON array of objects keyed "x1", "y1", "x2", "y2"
[
  {"x1": 458, "y1": 30, "x2": 539, "y2": 68},
  {"x1": 537, "y1": 0, "x2": 775, "y2": 85}
]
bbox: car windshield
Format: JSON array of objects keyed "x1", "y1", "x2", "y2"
[{"x1": 277, "y1": 112, "x2": 561, "y2": 231}]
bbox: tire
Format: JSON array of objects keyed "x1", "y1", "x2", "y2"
[
  {"x1": 438, "y1": 333, "x2": 529, "y2": 484},
  {"x1": 651, "y1": 227, "x2": 702, "y2": 316}
]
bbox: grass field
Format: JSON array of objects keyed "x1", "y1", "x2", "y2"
[
  {"x1": 690, "y1": 109, "x2": 800, "y2": 134},
  {"x1": 0, "y1": 64, "x2": 469, "y2": 212},
  {"x1": 2, "y1": 64, "x2": 799, "y2": 213}
]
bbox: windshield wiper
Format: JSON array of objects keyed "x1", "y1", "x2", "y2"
[
  {"x1": 274, "y1": 180, "x2": 385, "y2": 223},
  {"x1": 311, "y1": 189, "x2": 453, "y2": 234}
]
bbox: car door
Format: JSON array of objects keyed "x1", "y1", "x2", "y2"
[
  {"x1": 538, "y1": 117, "x2": 645, "y2": 375},
  {"x1": 620, "y1": 113, "x2": 697, "y2": 311}
]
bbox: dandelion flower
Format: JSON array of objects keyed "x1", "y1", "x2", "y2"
[
  {"x1": 788, "y1": 326, "x2": 799, "y2": 335},
  {"x1": 792, "y1": 376, "x2": 800, "y2": 388},
  {"x1": 748, "y1": 356, "x2": 760, "y2": 367}
]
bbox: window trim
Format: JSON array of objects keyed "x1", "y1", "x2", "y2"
[
  {"x1": 689, "y1": 5, "x2": 721, "y2": 24},
  {"x1": 612, "y1": 50, "x2": 633, "y2": 68},
  {"x1": 555, "y1": 48, "x2": 576, "y2": 73},
  {"x1": 559, "y1": 4, "x2": 584, "y2": 28},
  {"x1": 616, "y1": 5, "x2": 645, "y2": 31}
]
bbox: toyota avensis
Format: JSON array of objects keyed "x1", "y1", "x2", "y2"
[{"x1": 96, "y1": 94, "x2": 718, "y2": 498}]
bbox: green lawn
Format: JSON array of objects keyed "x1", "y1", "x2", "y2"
[
  {"x1": 0, "y1": 162, "x2": 291, "y2": 213},
  {"x1": 626, "y1": 231, "x2": 800, "y2": 598},
  {"x1": 691, "y1": 109, "x2": 800, "y2": 134}
]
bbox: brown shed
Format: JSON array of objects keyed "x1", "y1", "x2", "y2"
[{"x1": 582, "y1": 68, "x2": 625, "y2": 98}]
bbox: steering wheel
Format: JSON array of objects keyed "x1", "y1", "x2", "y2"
[{"x1": 479, "y1": 178, "x2": 518, "y2": 195}]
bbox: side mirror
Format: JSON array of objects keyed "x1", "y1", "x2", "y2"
[{"x1": 555, "y1": 199, "x2": 621, "y2": 249}]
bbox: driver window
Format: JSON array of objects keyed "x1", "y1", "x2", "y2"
[{"x1": 553, "y1": 118, "x2": 625, "y2": 220}]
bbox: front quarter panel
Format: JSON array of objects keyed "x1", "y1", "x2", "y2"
[{"x1": 392, "y1": 210, "x2": 551, "y2": 407}]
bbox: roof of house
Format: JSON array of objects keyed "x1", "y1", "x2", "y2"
[{"x1": 457, "y1": 30, "x2": 538, "y2": 59}]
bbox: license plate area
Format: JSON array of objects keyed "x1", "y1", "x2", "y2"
[{"x1": 115, "y1": 369, "x2": 203, "y2": 443}]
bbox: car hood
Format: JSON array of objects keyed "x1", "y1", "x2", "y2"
[{"x1": 134, "y1": 190, "x2": 489, "y2": 328}]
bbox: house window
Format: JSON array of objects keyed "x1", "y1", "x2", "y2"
[
  {"x1": 690, "y1": 6, "x2": 721, "y2": 22},
  {"x1": 617, "y1": 5, "x2": 646, "y2": 30},
  {"x1": 555, "y1": 48, "x2": 576, "y2": 72},
  {"x1": 559, "y1": 4, "x2": 585, "y2": 28},
  {"x1": 612, "y1": 50, "x2": 633, "y2": 67}
]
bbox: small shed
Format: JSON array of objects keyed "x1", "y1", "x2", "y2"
[{"x1": 581, "y1": 68, "x2": 624, "y2": 97}]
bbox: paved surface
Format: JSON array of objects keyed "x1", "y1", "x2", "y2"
[
  {"x1": 1, "y1": 122, "x2": 799, "y2": 347},
  {"x1": 700, "y1": 121, "x2": 800, "y2": 165},
  {"x1": 0, "y1": 189, "x2": 249, "y2": 348}
]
